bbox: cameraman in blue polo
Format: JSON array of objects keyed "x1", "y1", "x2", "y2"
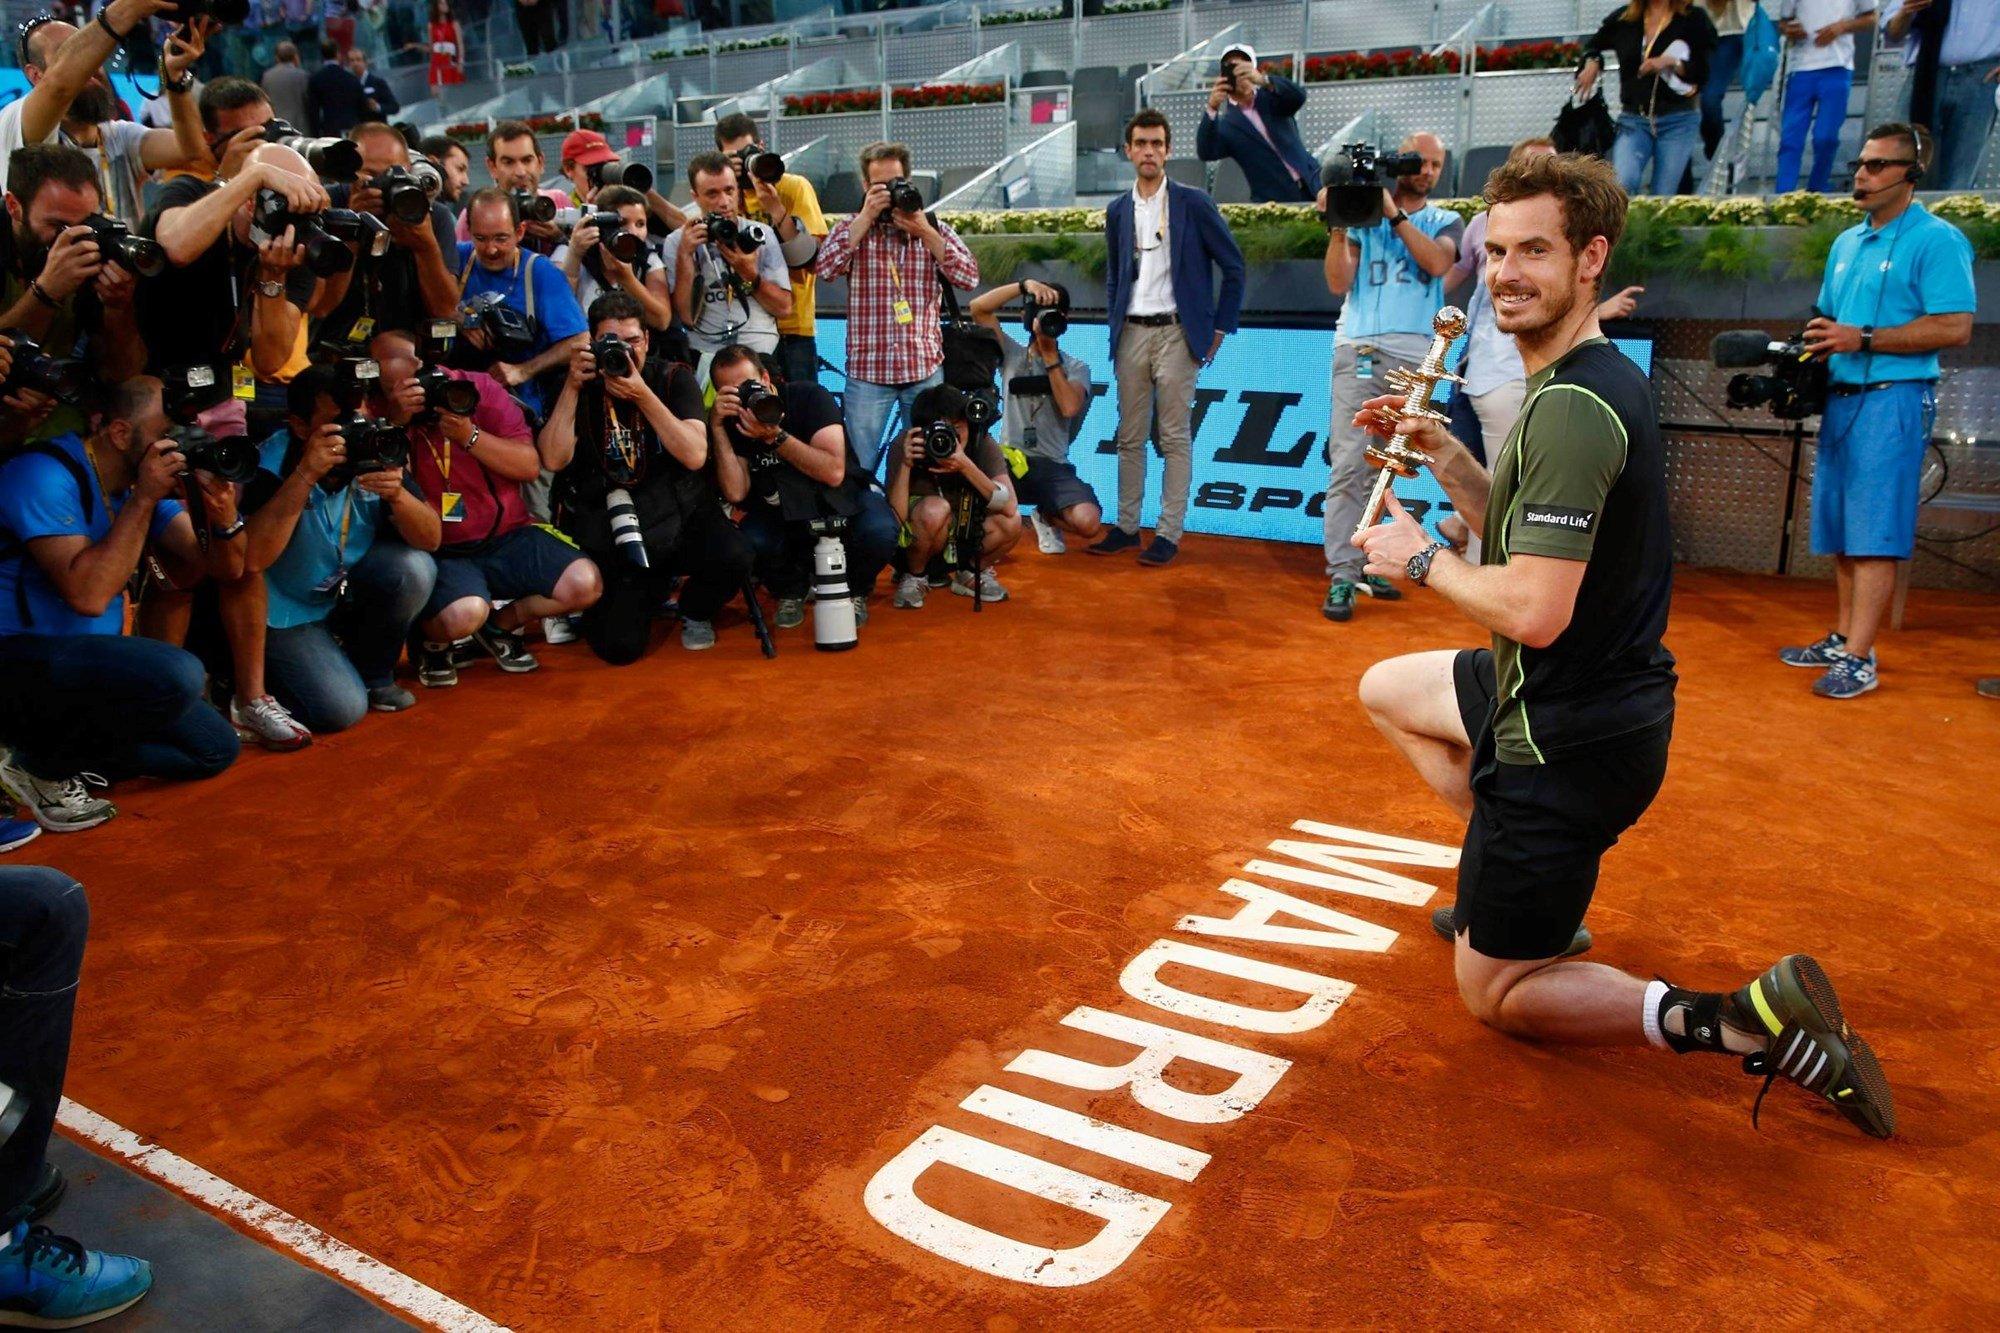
[{"x1": 1779, "y1": 122, "x2": 1974, "y2": 700}]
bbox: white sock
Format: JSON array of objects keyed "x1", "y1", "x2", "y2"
[{"x1": 1641, "y1": 979, "x2": 1671, "y2": 1050}]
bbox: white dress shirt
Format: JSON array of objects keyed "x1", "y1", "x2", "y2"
[{"x1": 1127, "y1": 181, "x2": 1176, "y2": 317}]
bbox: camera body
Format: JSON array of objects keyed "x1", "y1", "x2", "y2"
[
  {"x1": 511, "y1": 188, "x2": 558, "y2": 225},
  {"x1": 367, "y1": 163, "x2": 438, "y2": 226},
  {"x1": 82, "y1": 214, "x2": 166, "y2": 278},
  {"x1": 461, "y1": 292, "x2": 539, "y2": 362},
  {"x1": 730, "y1": 144, "x2": 786, "y2": 188},
  {"x1": 261, "y1": 118, "x2": 362, "y2": 181},
  {"x1": 1023, "y1": 304, "x2": 1067, "y2": 340},
  {"x1": 588, "y1": 157, "x2": 654, "y2": 195},
  {"x1": 1318, "y1": 143, "x2": 1427, "y2": 227},
  {"x1": 557, "y1": 208, "x2": 646, "y2": 265},
  {"x1": 737, "y1": 378, "x2": 784, "y2": 429},
  {"x1": 591, "y1": 332, "x2": 634, "y2": 379},
  {"x1": 325, "y1": 412, "x2": 412, "y2": 489},
  {"x1": 413, "y1": 364, "x2": 480, "y2": 417},
  {"x1": 921, "y1": 418, "x2": 960, "y2": 465},
  {"x1": 886, "y1": 177, "x2": 924, "y2": 214},
  {"x1": 166, "y1": 422, "x2": 259, "y2": 483},
  {"x1": 252, "y1": 190, "x2": 386, "y2": 278},
  {"x1": 0, "y1": 329, "x2": 86, "y2": 402},
  {"x1": 1712, "y1": 327, "x2": 1829, "y2": 421},
  {"x1": 702, "y1": 212, "x2": 768, "y2": 255}
]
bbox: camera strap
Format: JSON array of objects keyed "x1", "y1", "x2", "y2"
[{"x1": 456, "y1": 250, "x2": 536, "y2": 324}]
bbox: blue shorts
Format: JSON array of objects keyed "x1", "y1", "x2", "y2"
[
  {"x1": 423, "y1": 524, "x2": 584, "y2": 620},
  {"x1": 1810, "y1": 381, "x2": 1935, "y2": 559}
]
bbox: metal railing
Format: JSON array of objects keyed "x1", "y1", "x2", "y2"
[{"x1": 935, "y1": 120, "x2": 1079, "y2": 210}]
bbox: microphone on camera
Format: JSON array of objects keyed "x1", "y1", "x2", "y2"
[{"x1": 1710, "y1": 330, "x2": 1787, "y2": 367}]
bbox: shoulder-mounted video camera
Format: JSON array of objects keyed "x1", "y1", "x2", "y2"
[
  {"x1": 1712, "y1": 324, "x2": 1830, "y2": 421},
  {"x1": 1319, "y1": 143, "x2": 1426, "y2": 228}
]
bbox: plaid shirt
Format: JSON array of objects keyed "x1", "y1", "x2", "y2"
[{"x1": 815, "y1": 215, "x2": 978, "y2": 385}]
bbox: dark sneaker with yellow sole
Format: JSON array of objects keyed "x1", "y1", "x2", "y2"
[{"x1": 1734, "y1": 954, "x2": 1895, "y2": 1139}]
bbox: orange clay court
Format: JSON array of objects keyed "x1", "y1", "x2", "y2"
[{"x1": 17, "y1": 534, "x2": 2000, "y2": 1330}]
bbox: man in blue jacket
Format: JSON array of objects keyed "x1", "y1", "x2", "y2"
[
  {"x1": 1195, "y1": 42, "x2": 1320, "y2": 204},
  {"x1": 1093, "y1": 109, "x2": 1246, "y2": 567}
]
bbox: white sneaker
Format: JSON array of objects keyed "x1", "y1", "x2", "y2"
[
  {"x1": 851, "y1": 595, "x2": 870, "y2": 627},
  {"x1": 893, "y1": 573, "x2": 927, "y2": 609},
  {"x1": 542, "y1": 615, "x2": 577, "y2": 645},
  {"x1": 1030, "y1": 510, "x2": 1066, "y2": 555},
  {"x1": 230, "y1": 695, "x2": 313, "y2": 752},
  {"x1": 0, "y1": 751, "x2": 116, "y2": 833},
  {"x1": 950, "y1": 568, "x2": 1010, "y2": 602}
]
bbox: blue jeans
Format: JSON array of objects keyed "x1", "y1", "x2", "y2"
[
  {"x1": 1610, "y1": 108, "x2": 1700, "y2": 196},
  {"x1": 1700, "y1": 33, "x2": 1745, "y2": 157},
  {"x1": 1924, "y1": 61, "x2": 2000, "y2": 191},
  {"x1": 0, "y1": 633, "x2": 239, "y2": 784},
  {"x1": 842, "y1": 369, "x2": 942, "y2": 478},
  {"x1": 1777, "y1": 66, "x2": 1853, "y2": 194},
  {"x1": 0, "y1": 867, "x2": 86, "y2": 1225},
  {"x1": 740, "y1": 491, "x2": 901, "y2": 602},
  {"x1": 264, "y1": 543, "x2": 437, "y2": 734}
]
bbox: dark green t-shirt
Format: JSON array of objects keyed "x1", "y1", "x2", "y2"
[{"x1": 1483, "y1": 337, "x2": 1677, "y2": 764}]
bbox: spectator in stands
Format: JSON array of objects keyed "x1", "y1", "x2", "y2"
[
  {"x1": 324, "y1": 0, "x2": 357, "y2": 55},
  {"x1": 517, "y1": 0, "x2": 560, "y2": 55},
  {"x1": 554, "y1": 185, "x2": 673, "y2": 330},
  {"x1": 1775, "y1": 2, "x2": 1878, "y2": 193},
  {"x1": 22, "y1": 13, "x2": 206, "y2": 222},
  {"x1": 887, "y1": 385, "x2": 1020, "y2": 607},
  {"x1": 664, "y1": 152, "x2": 793, "y2": 382},
  {"x1": 0, "y1": 374, "x2": 243, "y2": 832},
  {"x1": 345, "y1": 44, "x2": 401, "y2": 122},
  {"x1": 239, "y1": 364, "x2": 440, "y2": 731},
  {"x1": 1581, "y1": 0, "x2": 1719, "y2": 196},
  {"x1": 968, "y1": 278, "x2": 1101, "y2": 556},
  {"x1": 1882, "y1": 0, "x2": 2000, "y2": 192},
  {"x1": 0, "y1": 0, "x2": 173, "y2": 195},
  {"x1": 284, "y1": 0, "x2": 323, "y2": 52},
  {"x1": 1196, "y1": 41, "x2": 1319, "y2": 204},
  {"x1": 371, "y1": 326, "x2": 602, "y2": 684},
  {"x1": 1699, "y1": 1, "x2": 1758, "y2": 163},
  {"x1": 1096, "y1": 110, "x2": 1242, "y2": 568},
  {"x1": 0, "y1": 869, "x2": 156, "y2": 1323},
  {"x1": 457, "y1": 122, "x2": 569, "y2": 257},
  {"x1": 710, "y1": 343, "x2": 899, "y2": 629},
  {"x1": 452, "y1": 187, "x2": 590, "y2": 420},
  {"x1": 1317, "y1": 130, "x2": 1462, "y2": 621},
  {"x1": 421, "y1": 134, "x2": 473, "y2": 210},
  {"x1": 815, "y1": 141, "x2": 979, "y2": 475},
  {"x1": 262, "y1": 40, "x2": 314, "y2": 133},
  {"x1": 541, "y1": 293, "x2": 750, "y2": 659},
  {"x1": 716, "y1": 113, "x2": 828, "y2": 388},
  {"x1": 429, "y1": 0, "x2": 466, "y2": 89},
  {"x1": 308, "y1": 37, "x2": 371, "y2": 136}
]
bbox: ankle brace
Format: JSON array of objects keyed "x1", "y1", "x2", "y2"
[{"x1": 1656, "y1": 986, "x2": 1735, "y2": 1055}]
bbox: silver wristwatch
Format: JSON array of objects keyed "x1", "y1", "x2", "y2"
[{"x1": 1406, "y1": 540, "x2": 1449, "y2": 587}]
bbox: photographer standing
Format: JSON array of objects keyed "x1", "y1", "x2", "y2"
[
  {"x1": 453, "y1": 186, "x2": 589, "y2": 420},
  {"x1": 455, "y1": 122, "x2": 571, "y2": 256},
  {"x1": 1319, "y1": 130, "x2": 1462, "y2": 622},
  {"x1": 1195, "y1": 41, "x2": 1319, "y2": 204},
  {"x1": 710, "y1": 343, "x2": 899, "y2": 628},
  {"x1": 886, "y1": 385, "x2": 1022, "y2": 608},
  {"x1": 540, "y1": 293, "x2": 749, "y2": 660},
  {"x1": 968, "y1": 278, "x2": 1101, "y2": 554},
  {"x1": 0, "y1": 373, "x2": 242, "y2": 832},
  {"x1": 814, "y1": 141, "x2": 979, "y2": 475},
  {"x1": 0, "y1": 0, "x2": 179, "y2": 193},
  {"x1": 553, "y1": 184, "x2": 672, "y2": 331},
  {"x1": 239, "y1": 363, "x2": 441, "y2": 731},
  {"x1": 1778, "y1": 123, "x2": 1974, "y2": 699},
  {"x1": 314, "y1": 122, "x2": 461, "y2": 348},
  {"x1": 369, "y1": 327, "x2": 600, "y2": 683},
  {"x1": 662, "y1": 152, "x2": 792, "y2": 383},
  {"x1": 717, "y1": 113, "x2": 828, "y2": 387}
]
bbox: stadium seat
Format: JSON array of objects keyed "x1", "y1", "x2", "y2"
[
  {"x1": 1457, "y1": 144, "x2": 1510, "y2": 197},
  {"x1": 1073, "y1": 65, "x2": 1124, "y2": 95},
  {"x1": 1210, "y1": 157, "x2": 1253, "y2": 203},
  {"x1": 1165, "y1": 158, "x2": 1206, "y2": 188},
  {"x1": 1019, "y1": 70, "x2": 1068, "y2": 88},
  {"x1": 939, "y1": 165, "x2": 986, "y2": 198},
  {"x1": 820, "y1": 171, "x2": 865, "y2": 214}
]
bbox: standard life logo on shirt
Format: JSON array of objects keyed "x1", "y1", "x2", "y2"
[{"x1": 1521, "y1": 504, "x2": 1596, "y2": 532}]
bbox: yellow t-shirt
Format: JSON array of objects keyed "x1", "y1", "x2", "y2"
[{"x1": 743, "y1": 173, "x2": 827, "y2": 338}]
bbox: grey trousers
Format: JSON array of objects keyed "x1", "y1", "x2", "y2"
[
  {"x1": 1113, "y1": 321, "x2": 1200, "y2": 543},
  {"x1": 1325, "y1": 334, "x2": 1429, "y2": 578}
]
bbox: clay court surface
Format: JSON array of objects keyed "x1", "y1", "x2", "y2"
[{"x1": 17, "y1": 535, "x2": 2000, "y2": 1329}]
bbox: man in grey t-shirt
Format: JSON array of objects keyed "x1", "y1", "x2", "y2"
[
  {"x1": 969, "y1": 278, "x2": 1101, "y2": 554},
  {"x1": 662, "y1": 152, "x2": 794, "y2": 384}
]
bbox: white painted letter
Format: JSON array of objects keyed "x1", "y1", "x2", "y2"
[
  {"x1": 863, "y1": 1125, "x2": 1170, "y2": 1287},
  {"x1": 1119, "y1": 940, "x2": 1353, "y2": 1034},
  {"x1": 960, "y1": 1085, "x2": 1211, "y2": 1181},
  {"x1": 1177, "y1": 878, "x2": 1399, "y2": 953},
  {"x1": 1005, "y1": 1006, "x2": 1291, "y2": 1124}
]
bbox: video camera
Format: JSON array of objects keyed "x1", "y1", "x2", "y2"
[
  {"x1": 81, "y1": 214, "x2": 166, "y2": 278},
  {"x1": 702, "y1": 213, "x2": 769, "y2": 256},
  {"x1": 729, "y1": 144, "x2": 786, "y2": 188},
  {"x1": 555, "y1": 208, "x2": 647, "y2": 265},
  {"x1": 366, "y1": 161, "x2": 443, "y2": 226},
  {"x1": 261, "y1": 118, "x2": 363, "y2": 181},
  {"x1": 0, "y1": 329, "x2": 85, "y2": 402},
  {"x1": 511, "y1": 189, "x2": 558, "y2": 225},
  {"x1": 590, "y1": 332, "x2": 634, "y2": 379},
  {"x1": 1319, "y1": 143, "x2": 1426, "y2": 228},
  {"x1": 886, "y1": 177, "x2": 924, "y2": 214},
  {"x1": 251, "y1": 189, "x2": 388, "y2": 277},
  {"x1": 1712, "y1": 325, "x2": 1829, "y2": 421},
  {"x1": 588, "y1": 157, "x2": 653, "y2": 195}
]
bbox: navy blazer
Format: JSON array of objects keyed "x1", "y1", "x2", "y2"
[
  {"x1": 1194, "y1": 76, "x2": 1320, "y2": 204},
  {"x1": 1104, "y1": 179, "x2": 1247, "y2": 367}
]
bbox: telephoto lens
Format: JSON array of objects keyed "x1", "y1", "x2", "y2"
[
  {"x1": 83, "y1": 214, "x2": 166, "y2": 278},
  {"x1": 963, "y1": 390, "x2": 998, "y2": 430},
  {"x1": 922, "y1": 418, "x2": 959, "y2": 465},
  {"x1": 262, "y1": 119, "x2": 363, "y2": 180},
  {"x1": 1026, "y1": 305, "x2": 1067, "y2": 340},
  {"x1": 737, "y1": 379, "x2": 784, "y2": 428},
  {"x1": 511, "y1": 189, "x2": 558, "y2": 224},
  {"x1": 591, "y1": 333, "x2": 633, "y2": 379},
  {"x1": 593, "y1": 158, "x2": 654, "y2": 194},
  {"x1": 812, "y1": 533, "x2": 856, "y2": 652},
  {"x1": 604, "y1": 487, "x2": 650, "y2": 569}
]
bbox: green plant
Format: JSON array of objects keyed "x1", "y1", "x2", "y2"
[
  {"x1": 1956, "y1": 214, "x2": 2000, "y2": 262},
  {"x1": 1605, "y1": 203, "x2": 1692, "y2": 286},
  {"x1": 1786, "y1": 215, "x2": 1849, "y2": 281},
  {"x1": 1695, "y1": 223, "x2": 1772, "y2": 281}
]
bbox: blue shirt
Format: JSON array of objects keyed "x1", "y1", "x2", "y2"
[
  {"x1": 1334, "y1": 205, "x2": 1466, "y2": 344},
  {"x1": 251, "y1": 430, "x2": 393, "y2": 630},
  {"x1": 1816, "y1": 202, "x2": 1975, "y2": 385},
  {"x1": 0, "y1": 433, "x2": 184, "y2": 637},
  {"x1": 453, "y1": 243, "x2": 588, "y2": 417},
  {"x1": 1882, "y1": 0, "x2": 2000, "y2": 67}
]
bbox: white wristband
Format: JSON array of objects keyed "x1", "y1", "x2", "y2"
[{"x1": 988, "y1": 483, "x2": 1011, "y2": 509}]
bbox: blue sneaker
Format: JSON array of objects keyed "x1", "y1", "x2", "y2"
[
  {"x1": 1780, "y1": 630, "x2": 1846, "y2": 668},
  {"x1": 1812, "y1": 649, "x2": 1878, "y2": 699},
  {"x1": 0, "y1": 819, "x2": 39, "y2": 854},
  {"x1": 0, "y1": 1222, "x2": 152, "y2": 1326}
]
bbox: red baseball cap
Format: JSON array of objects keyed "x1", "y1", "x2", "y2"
[{"x1": 561, "y1": 130, "x2": 618, "y2": 168}]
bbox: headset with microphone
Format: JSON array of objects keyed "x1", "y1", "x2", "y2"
[{"x1": 1852, "y1": 124, "x2": 1928, "y2": 198}]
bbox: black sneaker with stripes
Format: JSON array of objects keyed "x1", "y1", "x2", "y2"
[{"x1": 1732, "y1": 954, "x2": 1895, "y2": 1140}]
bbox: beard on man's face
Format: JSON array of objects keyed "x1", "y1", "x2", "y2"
[{"x1": 70, "y1": 81, "x2": 119, "y2": 125}]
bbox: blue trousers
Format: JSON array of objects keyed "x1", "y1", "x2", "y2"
[
  {"x1": 1777, "y1": 66, "x2": 1852, "y2": 194},
  {"x1": 264, "y1": 543, "x2": 437, "y2": 734},
  {"x1": 1611, "y1": 108, "x2": 1700, "y2": 197},
  {"x1": 1700, "y1": 33, "x2": 1745, "y2": 157},
  {"x1": 0, "y1": 867, "x2": 87, "y2": 1225},
  {"x1": 842, "y1": 369, "x2": 942, "y2": 478},
  {"x1": 1922, "y1": 60, "x2": 2000, "y2": 191},
  {"x1": 0, "y1": 633, "x2": 239, "y2": 784}
]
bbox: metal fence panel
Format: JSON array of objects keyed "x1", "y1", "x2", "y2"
[
  {"x1": 982, "y1": 18, "x2": 1075, "y2": 74},
  {"x1": 1440, "y1": 0, "x2": 1585, "y2": 40},
  {"x1": 1307, "y1": 0, "x2": 1433, "y2": 52},
  {"x1": 774, "y1": 110, "x2": 890, "y2": 167},
  {"x1": 795, "y1": 36, "x2": 882, "y2": 85},
  {"x1": 570, "y1": 64, "x2": 641, "y2": 106},
  {"x1": 1191, "y1": 1, "x2": 1307, "y2": 56},
  {"x1": 1466, "y1": 67, "x2": 1573, "y2": 150},
  {"x1": 714, "y1": 46, "x2": 796, "y2": 92},
  {"x1": 888, "y1": 102, "x2": 1013, "y2": 175},
  {"x1": 1080, "y1": 10, "x2": 1189, "y2": 70},
  {"x1": 1299, "y1": 74, "x2": 1464, "y2": 151},
  {"x1": 886, "y1": 26, "x2": 982, "y2": 82},
  {"x1": 937, "y1": 120, "x2": 1079, "y2": 211},
  {"x1": 1150, "y1": 90, "x2": 1213, "y2": 160}
]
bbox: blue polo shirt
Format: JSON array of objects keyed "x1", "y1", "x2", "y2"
[
  {"x1": 1816, "y1": 203, "x2": 1976, "y2": 385},
  {"x1": 453, "y1": 243, "x2": 588, "y2": 416},
  {"x1": 0, "y1": 433, "x2": 184, "y2": 637},
  {"x1": 247, "y1": 430, "x2": 417, "y2": 630},
  {"x1": 1334, "y1": 205, "x2": 1466, "y2": 344}
]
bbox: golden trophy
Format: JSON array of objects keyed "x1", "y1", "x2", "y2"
[{"x1": 1351, "y1": 305, "x2": 1468, "y2": 541}]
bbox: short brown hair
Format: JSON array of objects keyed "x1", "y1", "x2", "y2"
[
  {"x1": 1509, "y1": 135, "x2": 1557, "y2": 158},
  {"x1": 714, "y1": 113, "x2": 759, "y2": 148},
  {"x1": 858, "y1": 141, "x2": 912, "y2": 178},
  {"x1": 1483, "y1": 151, "x2": 1627, "y2": 288},
  {"x1": 487, "y1": 120, "x2": 539, "y2": 161},
  {"x1": 1863, "y1": 121, "x2": 1930, "y2": 174},
  {"x1": 465, "y1": 186, "x2": 519, "y2": 229},
  {"x1": 1124, "y1": 108, "x2": 1171, "y2": 147},
  {"x1": 686, "y1": 151, "x2": 734, "y2": 189}
]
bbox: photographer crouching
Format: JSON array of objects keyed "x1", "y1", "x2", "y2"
[
  {"x1": 709, "y1": 344, "x2": 898, "y2": 630},
  {"x1": 540, "y1": 293, "x2": 748, "y2": 661},
  {"x1": 887, "y1": 385, "x2": 1021, "y2": 609},
  {"x1": 238, "y1": 363, "x2": 441, "y2": 732}
]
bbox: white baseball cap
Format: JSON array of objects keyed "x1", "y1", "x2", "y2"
[{"x1": 1222, "y1": 42, "x2": 1257, "y2": 65}]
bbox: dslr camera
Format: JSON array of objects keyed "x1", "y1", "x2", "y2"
[
  {"x1": 0, "y1": 329, "x2": 86, "y2": 402},
  {"x1": 1711, "y1": 325, "x2": 1830, "y2": 421},
  {"x1": 886, "y1": 177, "x2": 924, "y2": 214},
  {"x1": 556, "y1": 209, "x2": 647, "y2": 265},
  {"x1": 461, "y1": 292, "x2": 539, "y2": 362},
  {"x1": 511, "y1": 188, "x2": 558, "y2": 224},
  {"x1": 921, "y1": 418, "x2": 960, "y2": 466},
  {"x1": 366, "y1": 161, "x2": 442, "y2": 226},
  {"x1": 702, "y1": 213, "x2": 768, "y2": 255},
  {"x1": 737, "y1": 378, "x2": 784, "y2": 429},
  {"x1": 413, "y1": 364, "x2": 480, "y2": 418},
  {"x1": 1318, "y1": 143, "x2": 1427, "y2": 227},
  {"x1": 81, "y1": 214, "x2": 166, "y2": 278},
  {"x1": 590, "y1": 332, "x2": 634, "y2": 379},
  {"x1": 324, "y1": 413, "x2": 412, "y2": 488},
  {"x1": 165, "y1": 422, "x2": 259, "y2": 483},
  {"x1": 260, "y1": 118, "x2": 363, "y2": 181},
  {"x1": 251, "y1": 189, "x2": 388, "y2": 277},
  {"x1": 730, "y1": 144, "x2": 786, "y2": 188},
  {"x1": 1023, "y1": 301, "x2": 1067, "y2": 341}
]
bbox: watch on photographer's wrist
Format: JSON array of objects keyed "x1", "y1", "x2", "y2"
[
  {"x1": 1390, "y1": 209, "x2": 1411, "y2": 228},
  {"x1": 164, "y1": 68, "x2": 196, "y2": 94},
  {"x1": 256, "y1": 278, "x2": 285, "y2": 299},
  {"x1": 1406, "y1": 540, "x2": 1449, "y2": 587},
  {"x1": 1860, "y1": 325, "x2": 1874, "y2": 353},
  {"x1": 210, "y1": 515, "x2": 247, "y2": 540}
]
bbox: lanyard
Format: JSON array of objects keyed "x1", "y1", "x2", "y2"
[
  {"x1": 330, "y1": 485, "x2": 356, "y2": 568},
  {"x1": 79, "y1": 435, "x2": 116, "y2": 519},
  {"x1": 423, "y1": 427, "x2": 453, "y2": 485}
]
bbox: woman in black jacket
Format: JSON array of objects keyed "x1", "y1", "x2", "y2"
[{"x1": 1579, "y1": 0, "x2": 1719, "y2": 196}]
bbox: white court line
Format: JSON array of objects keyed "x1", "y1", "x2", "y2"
[{"x1": 57, "y1": 1099, "x2": 511, "y2": 1333}]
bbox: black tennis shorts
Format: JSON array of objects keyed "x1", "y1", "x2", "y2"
[{"x1": 1451, "y1": 648, "x2": 1673, "y2": 960}]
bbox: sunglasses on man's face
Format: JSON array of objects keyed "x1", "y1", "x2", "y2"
[{"x1": 1848, "y1": 158, "x2": 1917, "y2": 175}]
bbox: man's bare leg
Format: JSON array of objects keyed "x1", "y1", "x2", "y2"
[{"x1": 1359, "y1": 649, "x2": 1474, "y2": 821}]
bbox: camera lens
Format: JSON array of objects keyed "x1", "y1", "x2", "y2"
[{"x1": 922, "y1": 419, "x2": 958, "y2": 463}]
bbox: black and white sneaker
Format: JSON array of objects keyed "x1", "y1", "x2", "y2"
[
  {"x1": 417, "y1": 643, "x2": 458, "y2": 689},
  {"x1": 473, "y1": 624, "x2": 540, "y2": 674}
]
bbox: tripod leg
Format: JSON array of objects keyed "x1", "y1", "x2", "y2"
[{"x1": 741, "y1": 578, "x2": 776, "y2": 658}]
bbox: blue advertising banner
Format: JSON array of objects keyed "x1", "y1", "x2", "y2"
[
  {"x1": 0, "y1": 70, "x2": 154, "y2": 118},
  {"x1": 814, "y1": 318, "x2": 1653, "y2": 548}
]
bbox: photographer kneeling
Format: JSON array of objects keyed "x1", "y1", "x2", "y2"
[
  {"x1": 887, "y1": 385, "x2": 1021, "y2": 609},
  {"x1": 239, "y1": 363, "x2": 441, "y2": 732},
  {"x1": 709, "y1": 344, "x2": 898, "y2": 629},
  {"x1": 369, "y1": 327, "x2": 601, "y2": 684},
  {"x1": 541, "y1": 293, "x2": 750, "y2": 660}
]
